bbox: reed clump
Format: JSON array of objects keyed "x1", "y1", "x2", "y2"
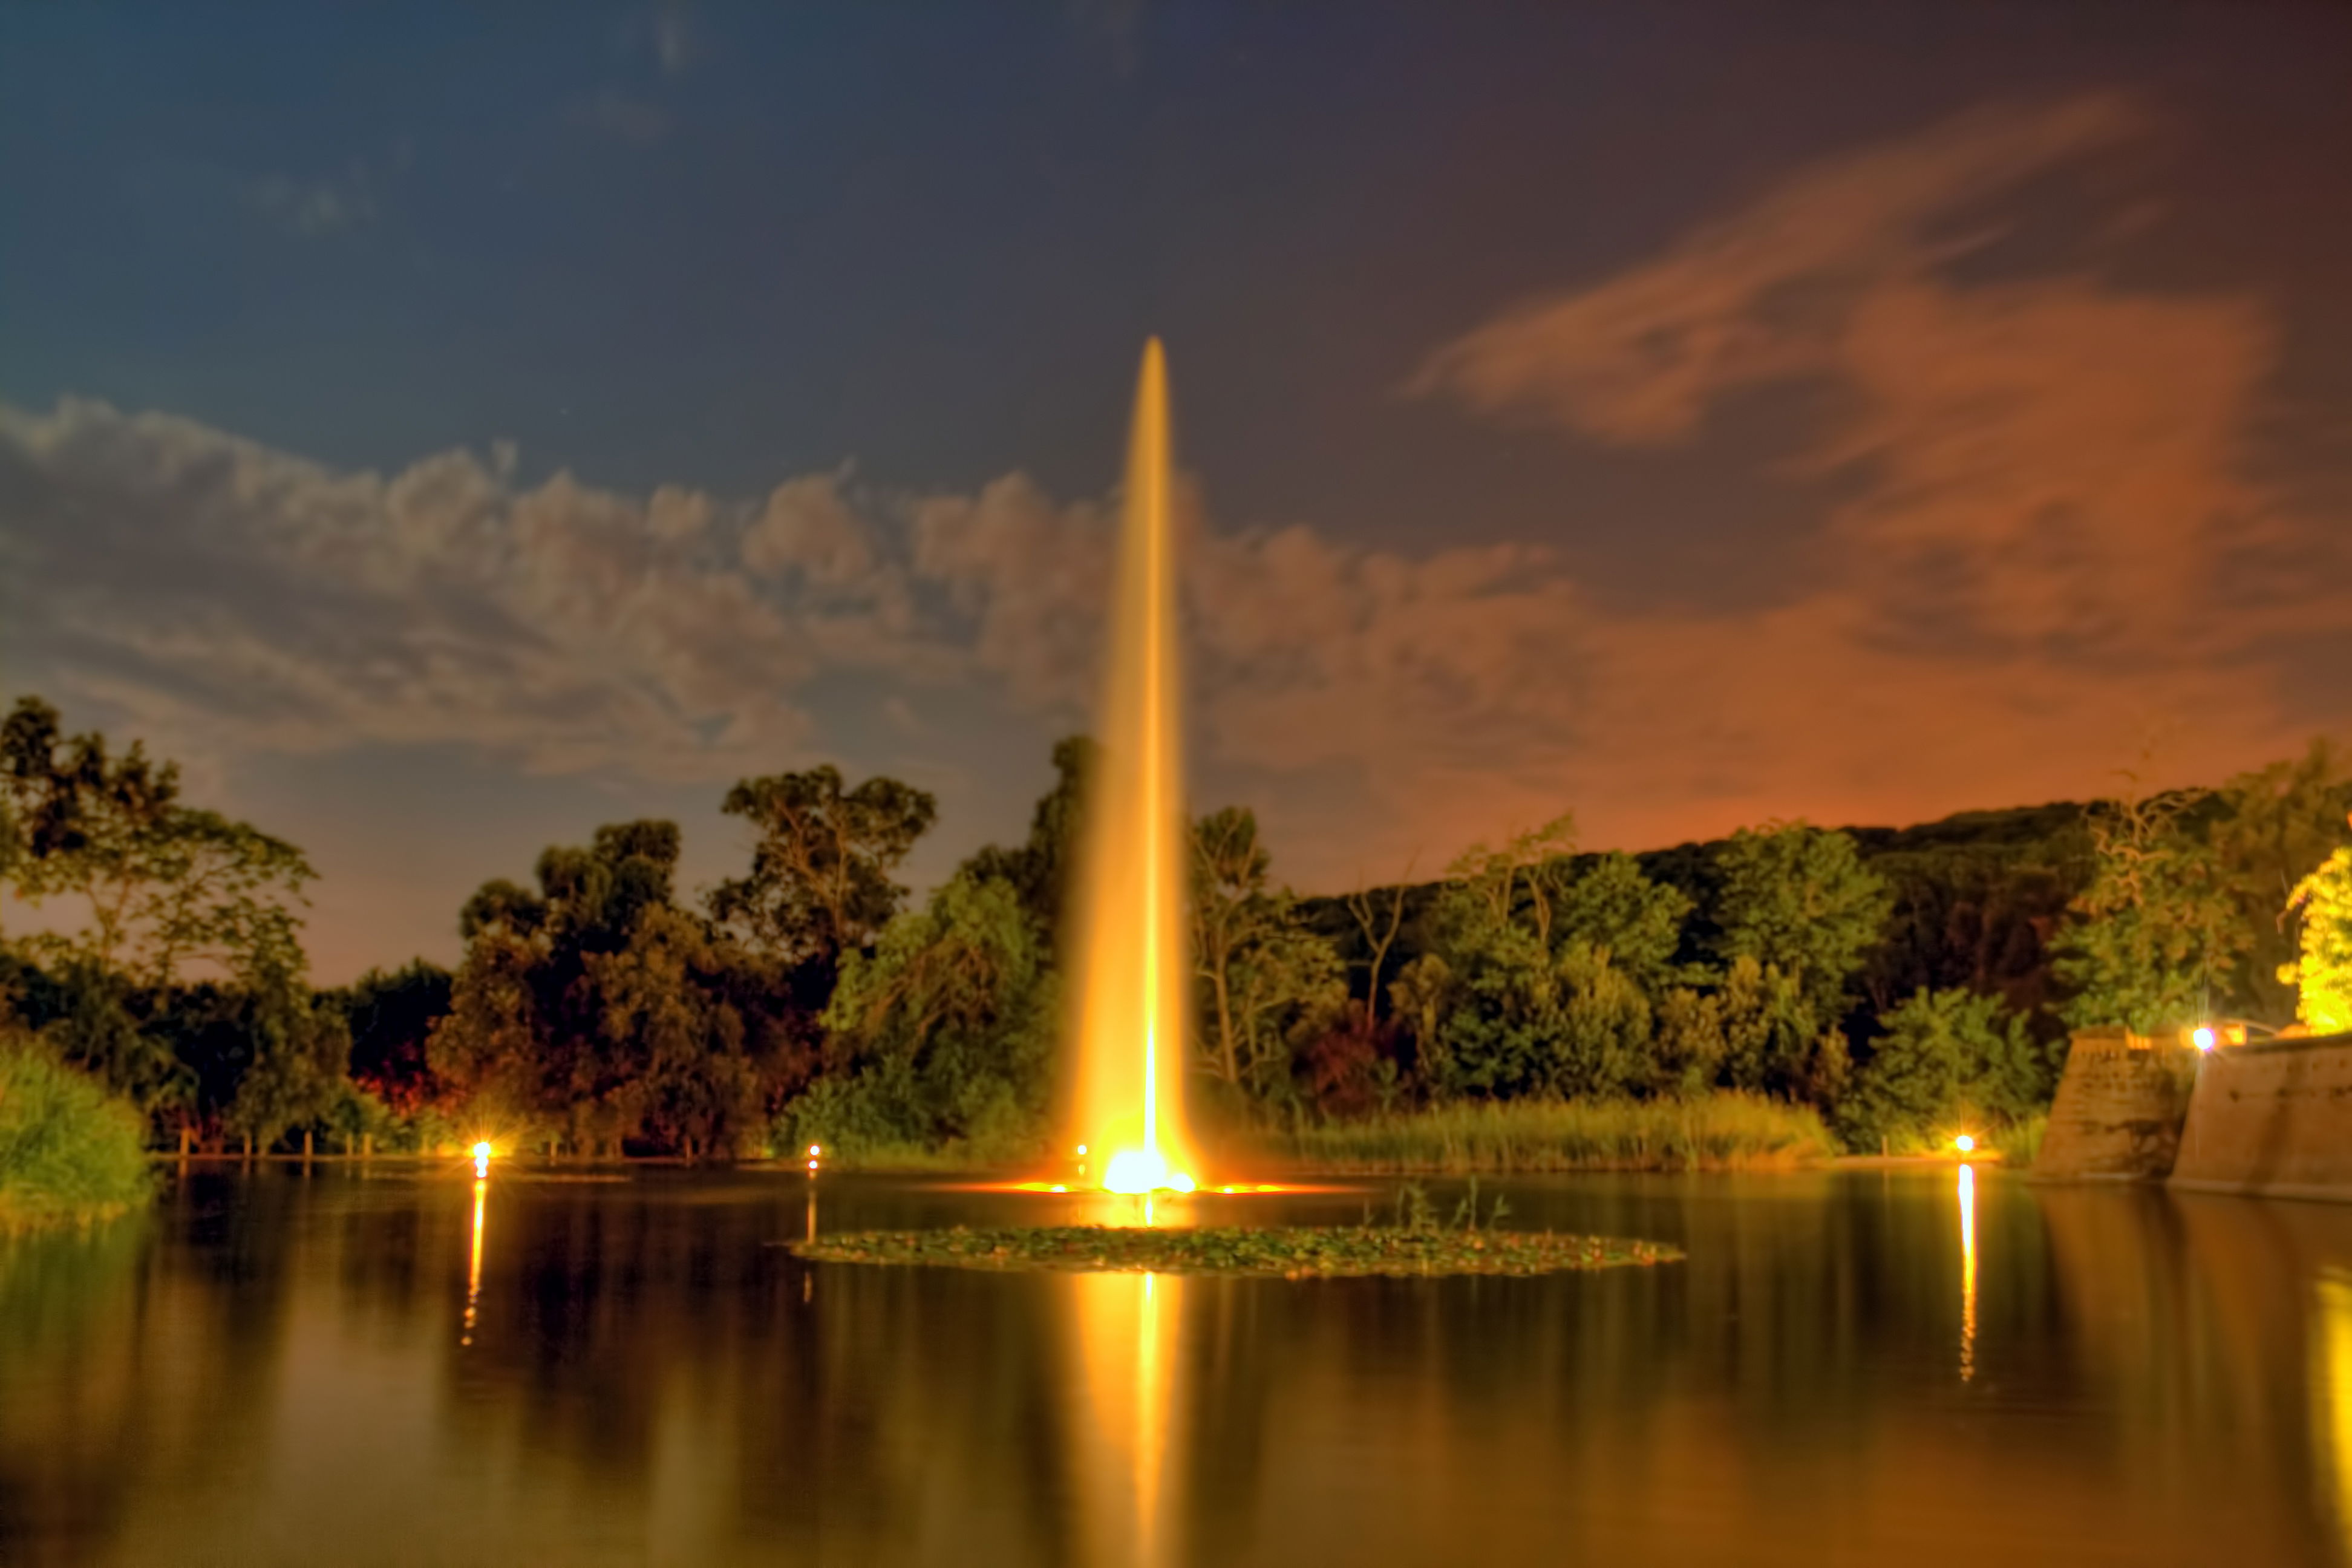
[
  {"x1": 1987, "y1": 1112, "x2": 2047, "y2": 1171},
  {"x1": 0, "y1": 1036, "x2": 154, "y2": 1231},
  {"x1": 1268, "y1": 1091, "x2": 1835, "y2": 1175}
]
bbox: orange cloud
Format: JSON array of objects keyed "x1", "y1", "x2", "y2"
[{"x1": 2, "y1": 97, "x2": 2344, "y2": 906}]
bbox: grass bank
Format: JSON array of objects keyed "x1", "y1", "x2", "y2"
[
  {"x1": 1988, "y1": 1114, "x2": 2046, "y2": 1171},
  {"x1": 0, "y1": 1037, "x2": 154, "y2": 1230},
  {"x1": 1264, "y1": 1091, "x2": 1836, "y2": 1175}
]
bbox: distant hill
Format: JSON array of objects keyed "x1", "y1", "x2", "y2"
[{"x1": 1299, "y1": 802, "x2": 2095, "y2": 1039}]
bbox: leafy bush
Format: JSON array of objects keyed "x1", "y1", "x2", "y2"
[
  {"x1": 0, "y1": 1036, "x2": 153, "y2": 1228},
  {"x1": 2284, "y1": 848, "x2": 2352, "y2": 1036},
  {"x1": 1838, "y1": 987, "x2": 2050, "y2": 1151}
]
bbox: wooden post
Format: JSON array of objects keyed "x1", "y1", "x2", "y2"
[
  {"x1": 243, "y1": 1131, "x2": 255, "y2": 1161},
  {"x1": 302, "y1": 1129, "x2": 314, "y2": 1167},
  {"x1": 362, "y1": 1132, "x2": 373, "y2": 1161},
  {"x1": 178, "y1": 1125, "x2": 192, "y2": 1158}
]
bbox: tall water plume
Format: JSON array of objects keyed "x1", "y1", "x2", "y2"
[{"x1": 1065, "y1": 338, "x2": 1200, "y2": 1195}]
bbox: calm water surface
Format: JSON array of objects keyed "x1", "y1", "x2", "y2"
[{"x1": 5, "y1": 1165, "x2": 2351, "y2": 1566}]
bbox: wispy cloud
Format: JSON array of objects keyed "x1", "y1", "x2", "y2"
[
  {"x1": 241, "y1": 165, "x2": 379, "y2": 237},
  {"x1": 4, "y1": 96, "x2": 2347, "y2": 894},
  {"x1": 578, "y1": 90, "x2": 670, "y2": 146}
]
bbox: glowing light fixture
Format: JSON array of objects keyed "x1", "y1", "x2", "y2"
[
  {"x1": 1954, "y1": 1134, "x2": 1975, "y2": 1154},
  {"x1": 471, "y1": 1140, "x2": 492, "y2": 1178},
  {"x1": 2194, "y1": 1025, "x2": 2218, "y2": 1053},
  {"x1": 1103, "y1": 1148, "x2": 1197, "y2": 1197}
]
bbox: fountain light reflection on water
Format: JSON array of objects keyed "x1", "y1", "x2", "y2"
[
  {"x1": 1073, "y1": 1269, "x2": 1183, "y2": 1568},
  {"x1": 1958, "y1": 1162, "x2": 1978, "y2": 1382},
  {"x1": 462, "y1": 1176, "x2": 486, "y2": 1348}
]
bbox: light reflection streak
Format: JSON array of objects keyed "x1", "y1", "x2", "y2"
[
  {"x1": 1958, "y1": 1162, "x2": 1977, "y2": 1382},
  {"x1": 803, "y1": 1175, "x2": 818, "y2": 1302},
  {"x1": 1073, "y1": 1270, "x2": 1183, "y2": 1568},
  {"x1": 2315, "y1": 1269, "x2": 2352, "y2": 1558},
  {"x1": 462, "y1": 1177, "x2": 486, "y2": 1348}
]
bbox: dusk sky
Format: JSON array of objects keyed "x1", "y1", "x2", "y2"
[{"x1": 5, "y1": 3, "x2": 2350, "y2": 981}]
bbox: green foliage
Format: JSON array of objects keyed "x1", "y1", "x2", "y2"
[
  {"x1": 708, "y1": 766, "x2": 936, "y2": 973},
  {"x1": 795, "y1": 873, "x2": 1056, "y2": 1160},
  {"x1": 1838, "y1": 987, "x2": 2048, "y2": 1150},
  {"x1": 1, "y1": 697, "x2": 338, "y2": 1135},
  {"x1": 1273, "y1": 1091, "x2": 1835, "y2": 1172},
  {"x1": 2057, "y1": 745, "x2": 2351, "y2": 1031},
  {"x1": 0, "y1": 1031, "x2": 152, "y2": 1227},
  {"x1": 2054, "y1": 785, "x2": 2245, "y2": 1032},
  {"x1": 2, "y1": 697, "x2": 314, "y2": 996},
  {"x1": 222, "y1": 973, "x2": 351, "y2": 1150},
  {"x1": 1552, "y1": 851, "x2": 1699, "y2": 995},
  {"x1": 1858, "y1": 834, "x2": 2086, "y2": 1023},
  {"x1": 959, "y1": 736, "x2": 1094, "y2": 933},
  {"x1": 433, "y1": 818, "x2": 807, "y2": 1157},
  {"x1": 2284, "y1": 846, "x2": 2352, "y2": 1035},
  {"x1": 1713, "y1": 820, "x2": 1892, "y2": 1026},
  {"x1": 2209, "y1": 740, "x2": 2352, "y2": 1021},
  {"x1": 1191, "y1": 806, "x2": 1347, "y2": 1102},
  {"x1": 1406, "y1": 820, "x2": 1684, "y2": 1100}
]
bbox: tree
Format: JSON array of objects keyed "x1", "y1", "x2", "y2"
[
  {"x1": 800, "y1": 873, "x2": 1056, "y2": 1157},
  {"x1": 2284, "y1": 841, "x2": 2352, "y2": 1036},
  {"x1": 1, "y1": 698, "x2": 313, "y2": 995},
  {"x1": 1342, "y1": 858, "x2": 1416, "y2": 1030},
  {"x1": 431, "y1": 818, "x2": 806, "y2": 1157},
  {"x1": 1713, "y1": 821, "x2": 1891, "y2": 1030},
  {"x1": 1713, "y1": 954, "x2": 1827, "y2": 1101},
  {"x1": 2054, "y1": 783, "x2": 2244, "y2": 1032},
  {"x1": 1190, "y1": 808, "x2": 1347, "y2": 1103},
  {"x1": 708, "y1": 766, "x2": 936, "y2": 973},
  {"x1": 0, "y1": 697, "x2": 337, "y2": 1126},
  {"x1": 592, "y1": 905, "x2": 799, "y2": 1160},
  {"x1": 1839, "y1": 987, "x2": 2046, "y2": 1149},
  {"x1": 2210, "y1": 741, "x2": 2352, "y2": 1021},
  {"x1": 961, "y1": 736, "x2": 1095, "y2": 936},
  {"x1": 223, "y1": 965, "x2": 352, "y2": 1152},
  {"x1": 1552, "y1": 851, "x2": 1699, "y2": 996}
]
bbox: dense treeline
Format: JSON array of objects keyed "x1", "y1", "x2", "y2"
[{"x1": 4, "y1": 690, "x2": 2348, "y2": 1167}]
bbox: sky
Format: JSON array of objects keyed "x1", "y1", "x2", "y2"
[{"x1": 3, "y1": 2, "x2": 2350, "y2": 981}]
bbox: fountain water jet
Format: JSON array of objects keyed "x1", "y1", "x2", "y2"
[{"x1": 1064, "y1": 338, "x2": 1201, "y2": 1197}]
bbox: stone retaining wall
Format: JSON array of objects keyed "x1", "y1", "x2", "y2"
[
  {"x1": 2034, "y1": 1027, "x2": 2200, "y2": 1181},
  {"x1": 2170, "y1": 1033, "x2": 2352, "y2": 1201}
]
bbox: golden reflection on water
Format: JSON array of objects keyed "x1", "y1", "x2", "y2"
[
  {"x1": 462, "y1": 1177, "x2": 486, "y2": 1348},
  {"x1": 2316, "y1": 1269, "x2": 2352, "y2": 1557},
  {"x1": 1073, "y1": 1270, "x2": 1183, "y2": 1568},
  {"x1": 1958, "y1": 1163, "x2": 1978, "y2": 1382}
]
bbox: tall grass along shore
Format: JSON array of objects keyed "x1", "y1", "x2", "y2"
[
  {"x1": 0, "y1": 1036, "x2": 154, "y2": 1230},
  {"x1": 1267, "y1": 1091, "x2": 1836, "y2": 1174}
]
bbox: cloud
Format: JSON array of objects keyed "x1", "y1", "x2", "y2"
[
  {"x1": 3, "y1": 94, "x2": 2345, "y2": 904},
  {"x1": 578, "y1": 90, "x2": 670, "y2": 146},
  {"x1": 1371, "y1": 93, "x2": 2348, "y2": 880},
  {"x1": 0, "y1": 402, "x2": 886, "y2": 780},
  {"x1": 1409, "y1": 94, "x2": 2147, "y2": 443},
  {"x1": 241, "y1": 168, "x2": 377, "y2": 237}
]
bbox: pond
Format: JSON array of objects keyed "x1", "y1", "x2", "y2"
[{"x1": 4, "y1": 1164, "x2": 2349, "y2": 1566}]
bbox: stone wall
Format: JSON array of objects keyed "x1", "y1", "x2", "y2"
[
  {"x1": 2170, "y1": 1033, "x2": 2352, "y2": 1201},
  {"x1": 2034, "y1": 1028, "x2": 2200, "y2": 1181}
]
